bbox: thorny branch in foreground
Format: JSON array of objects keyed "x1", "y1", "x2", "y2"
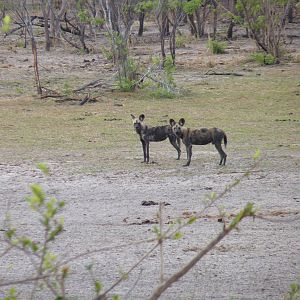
[{"x1": 1, "y1": 157, "x2": 299, "y2": 299}]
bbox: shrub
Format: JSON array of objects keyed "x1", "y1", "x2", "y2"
[
  {"x1": 176, "y1": 34, "x2": 186, "y2": 48},
  {"x1": 207, "y1": 39, "x2": 227, "y2": 54},
  {"x1": 250, "y1": 52, "x2": 277, "y2": 65},
  {"x1": 117, "y1": 57, "x2": 138, "y2": 92}
]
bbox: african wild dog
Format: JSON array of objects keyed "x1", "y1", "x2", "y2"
[
  {"x1": 131, "y1": 114, "x2": 181, "y2": 163},
  {"x1": 169, "y1": 118, "x2": 227, "y2": 167}
]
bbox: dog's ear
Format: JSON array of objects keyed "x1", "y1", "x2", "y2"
[
  {"x1": 130, "y1": 114, "x2": 136, "y2": 120},
  {"x1": 139, "y1": 114, "x2": 145, "y2": 122},
  {"x1": 179, "y1": 118, "x2": 185, "y2": 126},
  {"x1": 169, "y1": 119, "x2": 176, "y2": 126}
]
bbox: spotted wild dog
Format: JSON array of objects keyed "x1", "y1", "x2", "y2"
[
  {"x1": 169, "y1": 118, "x2": 227, "y2": 167},
  {"x1": 131, "y1": 114, "x2": 181, "y2": 163}
]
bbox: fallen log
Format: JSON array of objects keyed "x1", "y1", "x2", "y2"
[{"x1": 204, "y1": 70, "x2": 244, "y2": 76}]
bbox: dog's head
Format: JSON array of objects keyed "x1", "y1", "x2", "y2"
[
  {"x1": 131, "y1": 114, "x2": 145, "y2": 134},
  {"x1": 169, "y1": 118, "x2": 185, "y2": 137}
]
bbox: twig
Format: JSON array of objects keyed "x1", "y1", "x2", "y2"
[
  {"x1": 0, "y1": 274, "x2": 51, "y2": 288},
  {"x1": 57, "y1": 237, "x2": 157, "y2": 268},
  {"x1": 79, "y1": 94, "x2": 90, "y2": 105},
  {"x1": 95, "y1": 242, "x2": 160, "y2": 300},
  {"x1": 73, "y1": 79, "x2": 103, "y2": 93},
  {"x1": 148, "y1": 205, "x2": 254, "y2": 300},
  {"x1": 204, "y1": 70, "x2": 244, "y2": 76},
  {"x1": 0, "y1": 245, "x2": 13, "y2": 259},
  {"x1": 124, "y1": 268, "x2": 144, "y2": 300},
  {"x1": 159, "y1": 202, "x2": 164, "y2": 284}
]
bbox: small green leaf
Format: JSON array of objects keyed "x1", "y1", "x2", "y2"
[
  {"x1": 253, "y1": 149, "x2": 261, "y2": 160},
  {"x1": 152, "y1": 225, "x2": 160, "y2": 236},
  {"x1": 30, "y1": 184, "x2": 46, "y2": 203},
  {"x1": 210, "y1": 192, "x2": 217, "y2": 200},
  {"x1": 95, "y1": 280, "x2": 103, "y2": 294},
  {"x1": 112, "y1": 295, "x2": 121, "y2": 300},
  {"x1": 5, "y1": 287, "x2": 17, "y2": 300},
  {"x1": 187, "y1": 216, "x2": 196, "y2": 225},
  {"x1": 37, "y1": 163, "x2": 49, "y2": 175},
  {"x1": 2, "y1": 15, "x2": 11, "y2": 33},
  {"x1": 5, "y1": 228, "x2": 16, "y2": 239},
  {"x1": 173, "y1": 232, "x2": 183, "y2": 240}
]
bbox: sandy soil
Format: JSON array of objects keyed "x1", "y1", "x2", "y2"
[{"x1": 0, "y1": 150, "x2": 299, "y2": 300}]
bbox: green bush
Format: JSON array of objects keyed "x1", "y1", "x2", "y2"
[
  {"x1": 117, "y1": 57, "x2": 138, "y2": 92},
  {"x1": 207, "y1": 39, "x2": 227, "y2": 54},
  {"x1": 176, "y1": 34, "x2": 186, "y2": 48},
  {"x1": 117, "y1": 77, "x2": 134, "y2": 92},
  {"x1": 250, "y1": 52, "x2": 277, "y2": 65}
]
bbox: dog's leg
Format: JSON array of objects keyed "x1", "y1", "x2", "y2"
[
  {"x1": 215, "y1": 143, "x2": 227, "y2": 165},
  {"x1": 168, "y1": 135, "x2": 181, "y2": 160},
  {"x1": 146, "y1": 141, "x2": 150, "y2": 163},
  {"x1": 184, "y1": 144, "x2": 192, "y2": 166},
  {"x1": 141, "y1": 139, "x2": 147, "y2": 163}
]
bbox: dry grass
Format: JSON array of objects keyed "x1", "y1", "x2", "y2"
[
  {"x1": 1, "y1": 63, "x2": 299, "y2": 174},
  {"x1": 0, "y1": 31, "x2": 299, "y2": 174}
]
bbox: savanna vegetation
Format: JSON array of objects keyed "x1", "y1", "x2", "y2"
[{"x1": 0, "y1": 0, "x2": 300, "y2": 299}]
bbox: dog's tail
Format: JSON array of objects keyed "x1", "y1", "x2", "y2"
[{"x1": 223, "y1": 133, "x2": 227, "y2": 148}]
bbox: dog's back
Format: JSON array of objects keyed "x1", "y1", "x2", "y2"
[{"x1": 144, "y1": 125, "x2": 171, "y2": 142}]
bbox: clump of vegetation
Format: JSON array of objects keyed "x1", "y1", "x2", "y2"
[
  {"x1": 1, "y1": 15, "x2": 11, "y2": 33},
  {"x1": 236, "y1": 0, "x2": 291, "y2": 60},
  {"x1": 207, "y1": 38, "x2": 227, "y2": 54},
  {"x1": 250, "y1": 52, "x2": 277, "y2": 65},
  {"x1": 117, "y1": 57, "x2": 138, "y2": 92},
  {"x1": 285, "y1": 282, "x2": 300, "y2": 300},
  {"x1": 147, "y1": 55, "x2": 177, "y2": 98},
  {"x1": 100, "y1": 46, "x2": 114, "y2": 61},
  {"x1": 175, "y1": 34, "x2": 186, "y2": 48},
  {"x1": 62, "y1": 82, "x2": 73, "y2": 96}
]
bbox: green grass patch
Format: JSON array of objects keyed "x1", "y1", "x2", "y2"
[
  {"x1": 250, "y1": 52, "x2": 277, "y2": 65},
  {"x1": 207, "y1": 39, "x2": 227, "y2": 54}
]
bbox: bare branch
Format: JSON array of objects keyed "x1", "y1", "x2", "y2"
[
  {"x1": 148, "y1": 204, "x2": 255, "y2": 300},
  {"x1": 95, "y1": 242, "x2": 160, "y2": 300}
]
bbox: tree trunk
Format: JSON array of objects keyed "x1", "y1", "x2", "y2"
[
  {"x1": 187, "y1": 14, "x2": 197, "y2": 37},
  {"x1": 212, "y1": 2, "x2": 218, "y2": 40},
  {"x1": 31, "y1": 37, "x2": 42, "y2": 95},
  {"x1": 195, "y1": 8, "x2": 203, "y2": 37},
  {"x1": 162, "y1": 11, "x2": 170, "y2": 37},
  {"x1": 227, "y1": 20, "x2": 235, "y2": 40},
  {"x1": 41, "y1": 0, "x2": 51, "y2": 51},
  {"x1": 138, "y1": 11, "x2": 145, "y2": 36}
]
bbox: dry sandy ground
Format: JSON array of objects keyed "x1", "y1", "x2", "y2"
[{"x1": 0, "y1": 148, "x2": 299, "y2": 300}]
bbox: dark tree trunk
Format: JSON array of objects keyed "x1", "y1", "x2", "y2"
[
  {"x1": 287, "y1": 2, "x2": 294, "y2": 23},
  {"x1": 187, "y1": 14, "x2": 197, "y2": 37},
  {"x1": 212, "y1": 2, "x2": 218, "y2": 40},
  {"x1": 31, "y1": 37, "x2": 42, "y2": 95},
  {"x1": 227, "y1": 0, "x2": 237, "y2": 39},
  {"x1": 138, "y1": 11, "x2": 145, "y2": 36},
  {"x1": 227, "y1": 20, "x2": 235, "y2": 39},
  {"x1": 41, "y1": 1, "x2": 51, "y2": 51},
  {"x1": 162, "y1": 12, "x2": 169, "y2": 36}
]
